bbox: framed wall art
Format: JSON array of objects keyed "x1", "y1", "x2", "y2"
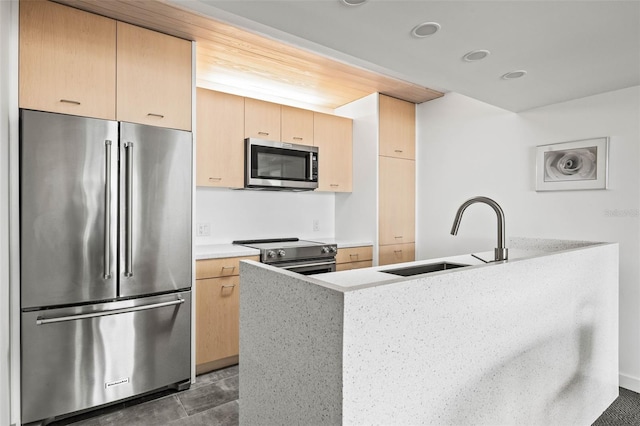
[{"x1": 535, "y1": 137, "x2": 609, "y2": 191}]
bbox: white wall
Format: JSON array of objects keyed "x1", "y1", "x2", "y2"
[
  {"x1": 416, "y1": 87, "x2": 640, "y2": 391},
  {"x1": 195, "y1": 188, "x2": 335, "y2": 244},
  {"x1": 335, "y1": 93, "x2": 379, "y2": 262}
]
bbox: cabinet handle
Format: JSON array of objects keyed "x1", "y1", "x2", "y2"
[
  {"x1": 293, "y1": 137, "x2": 303, "y2": 140},
  {"x1": 394, "y1": 236, "x2": 403, "y2": 239},
  {"x1": 258, "y1": 131, "x2": 269, "y2": 136},
  {"x1": 221, "y1": 266, "x2": 236, "y2": 272},
  {"x1": 60, "y1": 99, "x2": 81, "y2": 105},
  {"x1": 208, "y1": 177, "x2": 222, "y2": 181},
  {"x1": 221, "y1": 284, "x2": 236, "y2": 289},
  {"x1": 349, "y1": 254, "x2": 359, "y2": 259},
  {"x1": 394, "y1": 250, "x2": 403, "y2": 254},
  {"x1": 330, "y1": 184, "x2": 339, "y2": 187},
  {"x1": 147, "y1": 113, "x2": 164, "y2": 118},
  {"x1": 394, "y1": 149, "x2": 403, "y2": 153}
]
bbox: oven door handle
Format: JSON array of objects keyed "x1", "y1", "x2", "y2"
[{"x1": 279, "y1": 260, "x2": 336, "y2": 270}]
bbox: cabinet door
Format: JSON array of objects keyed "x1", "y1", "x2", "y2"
[
  {"x1": 196, "y1": 89, "x2": 244, "y2": 188},
  {"x1": 379, "y1": 243, "x2": 415, "y2": 266},
  {"x1": 196, "y1": 276, "x2": 240, "y2": 369},
  {"x1": 117, "y1": 22, "x2": 192, "y2": 131},
  {"x1": 314, "y1": 112, "x2": 353, "y2": 192},
  {"x1": 379, "y1": 94, "x2": 415, "y2": 160},
  {"x1": 245, "y1": 98, "x2": 281, "y2": 140},
  {"x1": 19, "y1": 0, "x2": 116, "y2": 120},
  {"x1": 379, "y1": 156, "x2": 415, "y2": 245},
  {"x1": 281, "y1": 106, "x2": 314, "y2": 145}
]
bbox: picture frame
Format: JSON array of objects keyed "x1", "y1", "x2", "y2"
[{"x1": 535, "y1": 137, "x2": 609, "y2": 191}]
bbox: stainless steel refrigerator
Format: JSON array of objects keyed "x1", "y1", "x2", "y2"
[{"x1": 19, "y1": 109, "x2": 193, "y2": 424}]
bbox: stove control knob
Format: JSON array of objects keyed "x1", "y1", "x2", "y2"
[
  {"x1": 267, "y1": 250, "x2": 277, "y2": 258},
  {"x1": 277, "y1": 250, "x2": 286, "y2": 257},
  {"x1": 329, "y1": 246, "x2": 337, "y2": 253},
  {"x1": 321, "y1": 246, "x2": 330, "y2": 254}
]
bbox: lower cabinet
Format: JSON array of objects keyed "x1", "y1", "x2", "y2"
[
  {"x1": 195, "y1": 255, "x2": 258, "y2": 374},
  {"x1": 336, "y1": 246, "x2": 373, "y2": 271},
  {"x1": 379, "y1": 243, "x2": 415, "y2": 266}
]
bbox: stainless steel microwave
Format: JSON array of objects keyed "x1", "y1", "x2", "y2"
[{"x1": 245, "y1": 138, "x2": 318, "y2": 190}]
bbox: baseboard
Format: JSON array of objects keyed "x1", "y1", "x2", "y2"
[{"x1": 619, "y1": 373, "x2": 640, "y2": 393}]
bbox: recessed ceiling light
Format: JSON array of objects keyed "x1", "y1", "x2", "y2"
[
  {"x1": 411, "y1": 22, "x2": 441, "y2": 38},
  {"x1": 463, "y1": 50, "x2": 490, "y2": 62},
  {"x1": 340, "y1": 0, "x2": 367, "y2": 6},
  {"x1": 501, "y1": 70, "x2": 528, "y2": 80}
]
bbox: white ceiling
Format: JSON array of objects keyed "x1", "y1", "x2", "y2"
[{"x1": 176, "y1": 0, "x2": 640, "y2": 112}]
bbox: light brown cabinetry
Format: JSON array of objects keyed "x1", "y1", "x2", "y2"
[
  {"x1": 116, "y1": 22, "x2": 192, "y2": 131},
  {"x1": 314, "y1": 112, "x2": 353, "y2": 192},
  {"x1": 336, "y1": 246, "x2": 373, "y2": 271},
  {"x1": 195, "y1": 255, "x2": 259, "y2": 374},
  {"x1": 19, "y1": 0, "x2": 116, "y2": 120},
  {"x1": 379, "y1": 243, "x2": 416, "y2": 266},
  {"x1": 378, "y1": 94, "x2": 416, "y2": 265},
  {"x1": 19, "y1": 1, "x2": 192, "y2": 130},
  {"x1": 379, "y1": 94, "x2": 415, "y2": 160},
  {"x1": 281, "y1": 106, "x2": 314, "y2": 145},
  {"x1": 245, "y1": 98, "x2": 281, "y2": 140},
  {"x1": 379, "y1": 156, "x2": 415, "y2": 246},
  {"x1": 196, "y1": 89, "x2": 245, "y2": 188}
]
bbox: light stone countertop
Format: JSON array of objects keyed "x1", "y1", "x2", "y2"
[
  {"x1": 312, "y1": 237, "x2": 605, "y2": 290},
  {"x1": 194, "y1": 238, "x2": 372, "y2": 260},
  {"x1": 194, "y1": 244, "x2": 260, "y2": 260}
]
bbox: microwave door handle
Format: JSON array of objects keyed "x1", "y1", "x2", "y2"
[{"x1": 309, "y1": 152, "x2": 314, "y2": 180}]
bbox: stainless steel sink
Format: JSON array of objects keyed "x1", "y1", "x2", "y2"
[{"x1": 381, "y1": 261, "x2": 470, "y2": 277}]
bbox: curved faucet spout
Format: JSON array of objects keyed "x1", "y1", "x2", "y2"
[{"x1": 450, "y1": 196, "x2": 508, "y2": 261}]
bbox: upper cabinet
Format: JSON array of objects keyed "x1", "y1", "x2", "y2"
[
  {"x1": 281, "y1": 106, "x2": 314, "y2": 146},
  {"x1": 19, "y1": 1, "x2": 192, "y2": 131},
  {"x1": 379, "y1": 94, "x2": 415, "y2": 160},
  {"x1": 116, "y1": 22, "x2": 192, "y2": 131},
  {"x1": 314, "y1": 112, "x2": 353, "y2": 192},
  {"x1": 19, "y1": 0, "x2": 117, "y2": 120},
  {"x1": 245, "y1": 98, "x2": 281, "y2": 140},
  {"x1": 196, "y1": 89, "x2": 245, "y2": 188}
]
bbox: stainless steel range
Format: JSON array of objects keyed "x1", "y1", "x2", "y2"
[{"x1": 233, "y1": 238, "x2": 337, "y2": 275}]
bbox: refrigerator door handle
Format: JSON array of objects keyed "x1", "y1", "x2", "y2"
[
  {"x1": 104, "y1": 140, "x2": 112, "y2": 279},
  {"x1": 125, "y1": 142, "x2": 134, "y2": 277},
  {"x1": 35, "y1": 297, "x2": 184, "y2": 325}
]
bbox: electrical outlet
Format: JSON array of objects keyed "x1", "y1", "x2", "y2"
[
  {"x1": 313, "y1": 219, "x2": 320, "y2": 232},
  {"x1": 196, "y1": 222, "x2": 210, "y2": 237}
]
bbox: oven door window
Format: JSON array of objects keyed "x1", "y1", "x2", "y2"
[{"x1": 252, "y1": 146, "x2": 309, "y2": 181}]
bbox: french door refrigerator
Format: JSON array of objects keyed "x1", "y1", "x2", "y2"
[{"x1": 19, "y1": 109, "x2": 192, "y2": 424}]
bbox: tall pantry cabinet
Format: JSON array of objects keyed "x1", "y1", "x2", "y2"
[{"x1": 378, "y1": 95, "x2": 416, "y2": 265}]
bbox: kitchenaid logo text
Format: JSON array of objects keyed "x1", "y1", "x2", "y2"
[{"x1": 105, "y1": 377, "x2": 130, "y2": 389}]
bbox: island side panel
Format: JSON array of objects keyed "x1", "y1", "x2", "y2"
[
  {"x1": 239, "y1": 261, "x2": 344, "y2": 425},
  {"x1": 342, "y1": 243, "x2": 618, "y2": 426}
]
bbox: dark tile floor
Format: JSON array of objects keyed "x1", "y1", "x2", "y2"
[
  {"x1": 49, "y1": 365, "x2": 239, "y2": 426},
  {"x1": 46, "y1": 366, "x2": 639, "y2": 426}
]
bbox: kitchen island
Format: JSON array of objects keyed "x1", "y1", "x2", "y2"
[{"x1": 238, "y1": 238, "x2": 618, "y2": 426}]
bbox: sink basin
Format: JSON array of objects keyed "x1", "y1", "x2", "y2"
[{"x1": 381, "y1": 261, "x2": 470, "y2": 277}]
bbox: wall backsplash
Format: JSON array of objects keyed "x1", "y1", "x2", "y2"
[{"x1": 195, "y1": 187, "x2": 335, "y2": 244}]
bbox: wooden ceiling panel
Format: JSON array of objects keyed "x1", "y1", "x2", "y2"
[{"x1": 52, "y1": 0, "x2": 443, "y2": 110}]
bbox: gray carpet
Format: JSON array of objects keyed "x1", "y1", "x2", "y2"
[{"x1": 593, "y1": 388, "x2": 640, "y2": 426}]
